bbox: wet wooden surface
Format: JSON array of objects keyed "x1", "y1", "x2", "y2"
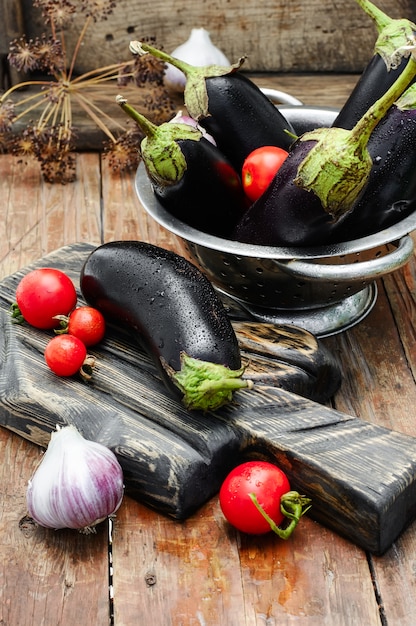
[{"x1": 2, "y1": 73, "x2": 416, "y2": 625}]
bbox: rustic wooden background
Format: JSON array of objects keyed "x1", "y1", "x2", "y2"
[{"x1": 18, "y1": 0, "x2": 416, "y2": 73}]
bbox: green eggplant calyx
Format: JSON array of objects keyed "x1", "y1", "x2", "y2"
[
  {"x1": 396, "y1": 81, "x2": 416, "y2": 110},
  {"x1": 294, "y1": 127, "x2": 372, "y2": 219},
  {"x1": 295, "y1": 50, "x2": 416, "y2": 218},
  {"x1": 141, "y1": 123, "x2": 201, "y2": 186},
  {"x1": 168, "y1": 352, "x2": 253, "y2": 411},
  {"x1": 375, "y1": 19, "x2": 416, "y2": 71},
  {"x1": 129, "y1": 40, "x2": 246, "y2": 120},
  {"x1": 116, "y1": 94, "x2": 204, "y2": 186},
  {"x1": 354, "y1": 0, "x2": 416, "y2": 70},
  {"x1": 249, "y1": 491, "x2": 312, "y2": 540}
]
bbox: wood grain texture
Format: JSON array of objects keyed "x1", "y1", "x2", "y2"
[
  {"x1": 1, "y1": 243, "x2": 416, "y2": 554},
  {"x1": 20, "y1": 0, "x2": 416, "y2": 73},
  {"x1": 112, "y1": 497, "x2": 381, "y2": 626}
]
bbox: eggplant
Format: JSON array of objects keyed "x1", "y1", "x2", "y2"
[
  {"x1": 333, "y1": 0, "x2": 416, "y2": 129},
  {"x1": 80, "y1": 241, "x2": 251, "y2": 411},
  {"x1": 233, "y1": 54, "x2": 416, "y2": 247},
  {"x1": 331, "y1": 82, "x2": 416, "y2": 241},
  {"x1": 129, "y1": 41, "x2": 296, "y2": 172},
  {"x1": 117, "y1": 96, "x2": 246, "y2": 238}
]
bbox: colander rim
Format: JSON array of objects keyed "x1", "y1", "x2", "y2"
[{"x1": 136, "y1": 163, "x2": 416, "y2": 260}]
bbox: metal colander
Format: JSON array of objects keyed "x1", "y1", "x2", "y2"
[{"x1": 135, "y1": 102, "x2": 416, "y2": 337}]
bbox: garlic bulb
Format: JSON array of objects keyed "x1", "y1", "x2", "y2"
[
  {"x1": 27, "y1": 425, "x2": 124, "y2": 531},
  {"x1": 168, "y1": 110, "x2": 217, "y2": 144},
  {"x1": 164, "y1": 28, "x2": 230, "y2": 92}
]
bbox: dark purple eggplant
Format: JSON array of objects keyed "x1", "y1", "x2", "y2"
[
  {"x1": 233, "y1": 54, "x2": 416, "y2": 247},
  {"x1": 129, "y1": 41, "x2": 296, "y2": 172},
  {"x1": 116, "y1": 96, "x2": 246, "y2": 238},
  {"x1": 331, "y1": 82, "x2": 416, "y2": 242},
  {"x1": 333, "y1": 0, "x2": 416, "y2": 129},
  {"x1": 80, "y1": 241, "x2": 252, "y2": 411}
]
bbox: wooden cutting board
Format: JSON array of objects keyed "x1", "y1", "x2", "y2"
[{"x1": 1, "y1": 242, "x2": 416, "y2": 555}]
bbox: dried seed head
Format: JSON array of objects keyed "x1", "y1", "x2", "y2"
[
  {"x1": 103, "y1": 129, "x2": 143, "y2": 172},
  {"x1": 8, "y1": 37, "x2": 42, "y2": 73},
  {"x1": 41, "y1": 152, "x2": 77, "y2": 184},
  {"x1": 33, "y1": 0, "x2": 77, "y2": 28},
  {"x1": 34, "y1": 36, "x2": 64, "y2": 73}
]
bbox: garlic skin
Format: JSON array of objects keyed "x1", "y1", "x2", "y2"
[
  {"x1": 164, "y1": 28, "x2": 230, "y2": 92},
  {"x1": 168, "y1": 110, "x2": 217, "y2": 144},
  {"x1": 27, "y1": 425, "x2": 124, "y2": 531}
]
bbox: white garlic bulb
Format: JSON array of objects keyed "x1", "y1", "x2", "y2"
[
  {"x1": 164, "y1": 28, "x2": 230, "y2": 92},
  {"x1": 27, "y1": 425, "x2": 124, "y2": 531}
]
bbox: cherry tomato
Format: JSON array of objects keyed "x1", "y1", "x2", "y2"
[
  {"x1": 242, "y1": 146, "x2": 289, "y2": 202},
  {"x1": 219, "y1": 460, "x2": 291, "y2": 534},
  {"x1": 67, "y1": 306, "x2": 106, "y2": 347},
  {"x1": 15, "y1": 268, "x2": 77, "y2": 329},
  {"x1": 44, "y1": 335, "x2": 87, "y2": 377}
]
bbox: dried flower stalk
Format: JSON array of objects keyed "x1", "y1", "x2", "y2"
[{"x1": 0, "y1": 0, "x2": 176, "y2": 183}]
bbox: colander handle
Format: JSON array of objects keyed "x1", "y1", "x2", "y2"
[{"x1": 273, "y1": 235, "x2": 414, "y2": 282}]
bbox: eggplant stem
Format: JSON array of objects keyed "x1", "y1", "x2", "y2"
[
  {"x1": 355, "y1": 0, "x2": 416, "y2": 71},
  {"x1": 129, "y1": 40, "x2": 245, "y2": 120},
  {"x1": 351, "y1": 51, "x2": 416, "y2": 146},
  {"x1": 116, "y1": 94, "x2": 158, "y2": 137},
  {"x1": 354, "y1": 0, "x2": 391, "y2": 32}
]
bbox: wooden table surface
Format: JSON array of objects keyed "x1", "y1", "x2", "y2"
[{"x1": 2, "y1": 73, "x2": 416, "y2": 626}]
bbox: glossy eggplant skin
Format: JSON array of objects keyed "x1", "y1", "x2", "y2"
[
  {"x1": 198, "y1": 73, "x2": 296, "y2": 172},
  {"x1": 80, "y1": 241, "x2": 242, "y2": 398},
  {"x1": 151, "y1": 136, "x2": 246, "y2": 238},
  {"x1": 331, "y1": 105, "x2": 416, "y2": 242},
  {"x1": 232, "y1": 140, "x2": 345, "y2": 247},
  {"x1": 333, "y1": 55, "x2": 413, "y2": 130}
]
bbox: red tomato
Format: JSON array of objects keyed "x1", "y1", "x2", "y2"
[
  {"x1": 242, "y1": 146, "x2": 289, "y2": 202},
  {"x1": 44, "y1": 335, "x2": 87, "y2": 377},
  {"x1": 15, "y1": 268, "x2": 77, "y2": 329},
  {"x1": 67, "y1": 306, "x2": 106, "y2": 347},
  {"x1": 219, "y1": 460, "x2": 290, "y2": 534}
]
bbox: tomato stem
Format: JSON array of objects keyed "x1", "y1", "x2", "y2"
[
  {"x1": 9, "y1": 302, "x2": 25, "y2": 325},
  {"x1": 249, "y1": 491, "x2": 312, "y2": 539},
  {"x1": 79, "y1": 355, "x2": 96, "y2": 382},
  {"x1": 52, "y1": 314, "x2": 70, "y2": 334}
]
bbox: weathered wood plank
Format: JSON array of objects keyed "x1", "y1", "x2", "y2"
[
  {"x1": 112, "y1": 496, "x2": 381, "y2": 626},
  {"x1": 0, "y1": 153, "x2": 102, "y2": 277},
  {"x1": 0, "y1": 0, "x2": 24, "y2": 87},
  {"x1": 20, "y1": 0, "x2": 416, "y2": 73}
]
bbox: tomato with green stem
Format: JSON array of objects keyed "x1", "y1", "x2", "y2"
[
  {"x1": 219, "y1": 460, "x2": 311, "y2": 538},
  {"x1": 11, "y1": 268, "x2": 77, "y2": 329},
  {"x1": 55, "y1": 306, "x2": 106, "y2": 347},
  {"x1": 242, "y1": 146, "x2": 289, "y2": 202}
]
